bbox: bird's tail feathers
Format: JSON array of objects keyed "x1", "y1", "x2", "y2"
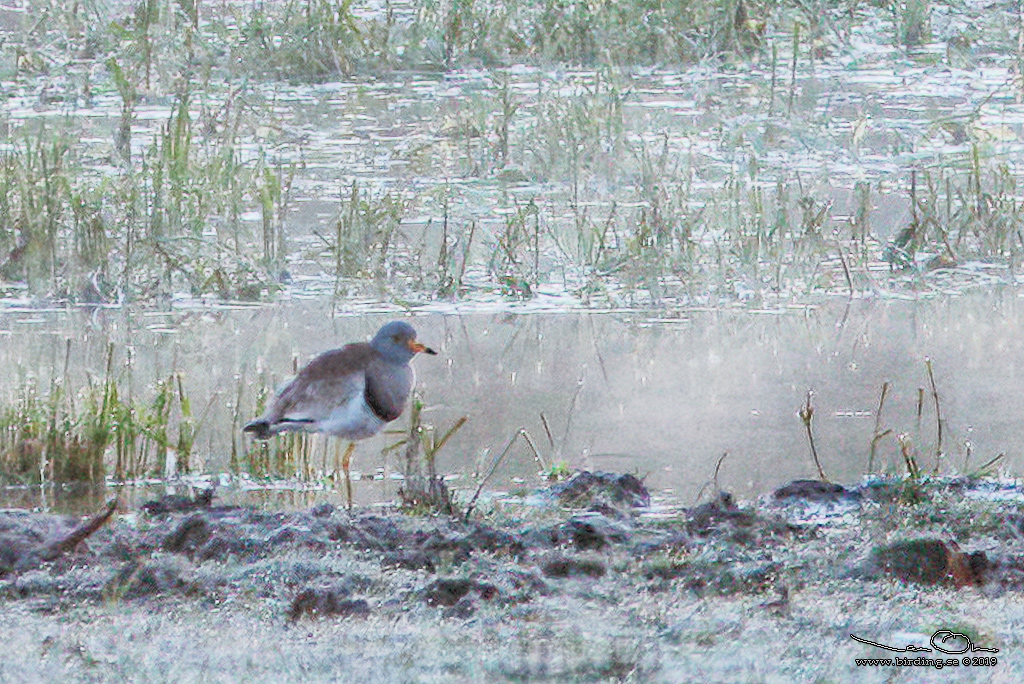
[
  {"x1": 243, "y1": 420, "x2": 273, "y2": 440},
  {"x1": 244, "y1": 418, "x2": 317, "y2": 439}
]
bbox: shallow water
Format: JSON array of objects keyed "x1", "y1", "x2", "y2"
[
  {"x1": 3, "y1": 287, "x2": 1024, "y2": 510},
  {"x1": 4, "y1": 4, "x2": 1024, "y2": 311}
]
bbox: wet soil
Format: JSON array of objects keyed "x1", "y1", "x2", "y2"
[{"x1": 1, "y1": 472, "x2": 1023, "y2": 682}]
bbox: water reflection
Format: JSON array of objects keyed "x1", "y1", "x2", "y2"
[{"x1": 2, "y1": 290, "x2": 1024, "y2": 510}]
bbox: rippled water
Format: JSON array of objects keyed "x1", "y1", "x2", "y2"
[
  {"x1": 5, "y1": 4, "x2": 1024, "y2": 308},
  {"x1": 4, "y1": 0, "x2": 1024, "y2": 511},
  {"x1": 3, "y1": 288, "x2": 1024, "y2": 510}
]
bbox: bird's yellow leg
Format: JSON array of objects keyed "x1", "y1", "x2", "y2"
[{"x1": 342, "y1": 442, "x2": 356, "y2": 511}]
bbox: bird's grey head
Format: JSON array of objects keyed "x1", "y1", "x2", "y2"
[{"x1": 371, "y1": 320, "x2": 437, "y2": 363}]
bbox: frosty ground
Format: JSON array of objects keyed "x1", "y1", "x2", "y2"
[{"x1": 1, "y1": 472, "x2": 1022, "y2": 683}]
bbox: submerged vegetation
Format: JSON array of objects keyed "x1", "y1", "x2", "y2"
[
  {"x1": 0, "y1": 0, "x2": 1021, "y2": 307},
  {"x1": 0, "y1": 343, "x2": 198, "y2": 485}
]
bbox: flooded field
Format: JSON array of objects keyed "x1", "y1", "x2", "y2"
[
  {"x1": 2, "y1": 0, "x2": 1024, "y2": 312},
  {"x1": 3, "y1": 289, "x2": 1024, "y2": 510},
  {"x1": 3, "y1": 0, "x2": 1024, "y2": 504}
]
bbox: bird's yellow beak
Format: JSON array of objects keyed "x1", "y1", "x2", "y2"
[{"x1": 408, "y1": 340, "x2": 437, "y2": 355}]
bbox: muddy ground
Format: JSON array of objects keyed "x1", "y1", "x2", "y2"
[{"x1": 1, "y1": 472, "x2": 1023, "y2": 683}]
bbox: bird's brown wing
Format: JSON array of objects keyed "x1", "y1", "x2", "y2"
[{"x1": 265, "y1": 344, "x2": 376, "y2": 424}]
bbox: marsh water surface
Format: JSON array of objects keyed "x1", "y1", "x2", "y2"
[
  {"x1": 4, "y1": 0, "x2": 1024, "y2": 511},
  {"x1": 3, "y1": 288, "x2": 1024, "y2": 510}
]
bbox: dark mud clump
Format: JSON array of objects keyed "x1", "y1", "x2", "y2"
[
  {"x1": 549, "y1": 471, "x2": 650, "y2": 513},
  {"x1": 865, "y1": 538, "x2": 989, "y2": 587},
  {"x1": 688, "y1": 491, "x2": 801, "y2": 546},
  {"x1": 772, "y1": 479, "x2": 861, "y2": 505},
  {"x1": 541, "y1": 554, "x2": 607, "y2": 579},
  {"x1": 288, "y1": 587, "x2": 371, "y2": 621},
  {"x1": 420, "y1": 578, "x2": 500, "y2": 618},
  {"x1": 140, "y1": 489, "x2": 214, "y2": 515},
  {"x1": 421, "y1": 577, "x2": 498, "y2": 606}
]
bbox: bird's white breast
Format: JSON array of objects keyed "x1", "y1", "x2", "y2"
[{"x1": 316, "y1": 391, "x2": 387, "y2": 439}]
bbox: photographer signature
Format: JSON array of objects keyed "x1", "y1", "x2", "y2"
[{"x1": 851, "y1": 631, "x2": 999, "y2": 654}]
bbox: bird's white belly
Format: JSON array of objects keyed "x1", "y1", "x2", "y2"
[{"x1": 316, "y1": 397, "x2": 387, "y2": 440}]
